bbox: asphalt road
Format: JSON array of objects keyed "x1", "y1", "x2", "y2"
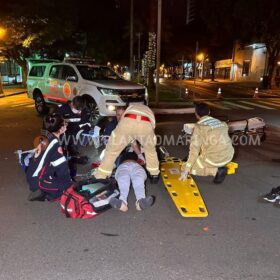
[{"x1": 0, "y1": 95, "x2": 280, "y2": 280}]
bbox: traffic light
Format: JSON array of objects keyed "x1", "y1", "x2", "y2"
[{"x1": 186, "y1": 0, "x2": 195, "y2": 24}]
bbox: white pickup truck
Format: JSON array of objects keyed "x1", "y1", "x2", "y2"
[{"x1": 27, "y1": 61, "x2": 148, "y2": 116}]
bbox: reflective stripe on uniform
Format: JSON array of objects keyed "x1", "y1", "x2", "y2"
[
  {"x1": 205, "y1": 157, "x2": 229, "y2": 167},
  {"x1": 197, "y1": 116, "x2": 212, "y2": 124},
  {"x1": 198, "y1": 116, "x2": 225, "y2": 128},
  {"x1": 79, "y1": 123, "x2": 91, "y2": 128},
  {"x1": 125, "y1": 108, "x2": 155, "y2": 127},
  {"x1": 146, "y1": 167, "x2": 160, "y2": 174},
  {"x1": 51, "y1": 156, "x2": 66, "y2": 167},
  {"x1": 196, "y1": 158, "x2": 204, "y2": 168},
  {"x1": 191, "y1": 169, "x2": 197, "y2": 175},
  {"x1": 32, "y1": 139, "x2": 58, "y2": 177},
  {"x1": 98, "y1": 167, "x2": 112, "y2": 174},
  {"x1": 185, "y1": 162, "x2": 192, "y2": 168},
  {"x1": 67, "y1": 118, "x2": 81, "y2": 122}
]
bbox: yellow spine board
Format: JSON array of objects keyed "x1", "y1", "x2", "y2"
[{"x1": 160, "y1": 157, "x2": 208, "y2": 218}]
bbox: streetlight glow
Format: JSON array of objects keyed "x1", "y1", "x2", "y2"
[
  {"x1": 0, "y1": 27, "x2": 7, "y2": 40},
  {"x1": 197, "y1": 53, "x2": 204, "y2": 61}
]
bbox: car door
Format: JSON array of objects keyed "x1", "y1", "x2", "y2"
[
  {"x1": 46, "y1": 65, "x2": 64, "y2": 102},
  {"x1": 60, "y1": 65, "x2": 79, "y2": 101}
]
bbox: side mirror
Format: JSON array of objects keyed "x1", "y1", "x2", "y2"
[{"x1": 66, "y1": 76, "x2": 77, "y2": 82}]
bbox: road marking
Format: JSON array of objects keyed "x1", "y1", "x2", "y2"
[
  {"x1": 204, "y1": 101, "x2": 230, "y2": 110},
  {"x1": 222, "y1": 101, "x2": 254, "y2": 110},
  {"x1": 257, "y1": 100, "x2": 280, "y2": 109},
  {"x1": 239, "y1": 100, "x2": 276, "y2": 110},
  {"x1": 11, "y1": 103, "x2": 33, "y2": 107},
  {"x1": 270, "y1": 99, "x2": 280, "y2": 104}
]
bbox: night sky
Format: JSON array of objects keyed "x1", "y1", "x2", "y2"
[{"x1": 1, "y1": 0, "x2": 233, "y2": 65}]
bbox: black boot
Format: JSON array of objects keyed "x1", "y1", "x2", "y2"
[
  {"x1": 213, "y1": 166, "x2": 227, "y2": 184},
  {"x1": 149, "y1": 174, "x2": 160, "y2": 184}
]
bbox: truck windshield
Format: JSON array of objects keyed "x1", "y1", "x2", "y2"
[{"x1": 77, "y1": 66, "x2": 122, "y2": 81}]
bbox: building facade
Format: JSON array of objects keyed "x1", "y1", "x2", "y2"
[
  {"x1": 215, "y1": 42, "x2": 268, "y2": 82},
  {"x1": 0, "y1": 59, "x2": 22, "y2": 85}
]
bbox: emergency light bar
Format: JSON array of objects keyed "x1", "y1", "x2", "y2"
[{"x1": 63, "y1": 58, "x2": 96, "y2": 65}]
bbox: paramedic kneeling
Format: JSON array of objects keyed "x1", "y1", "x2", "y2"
[
  {"x1": 180, "y1": 103, "x2": 234, "y2": 184},
  {"x1": 94, "y1": 104, "x2": 160, "y2": 183},
  {"x1": 27, "y1": 114, "x2": 72, "y2": 201}
]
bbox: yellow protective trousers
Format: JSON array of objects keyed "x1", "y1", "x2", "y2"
[
  {"x1": 190, "y1": 156, "x2": 232, "y2": 176},
  {"x1": 95, "y1": 116, "x2": 159, "y2": 179}
]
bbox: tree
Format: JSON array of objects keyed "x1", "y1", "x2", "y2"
[
  {"x1": 200, "y1": 0, "x2": 280, "y2": 88},
  {"x1": 0, "y1": 0, "x2": 78, "y2": 87}
]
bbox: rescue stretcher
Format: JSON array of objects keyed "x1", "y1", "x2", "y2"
[
  {"x1": 158, "y1": 147, "x2": 238, "y2": 218},
  {"x1": 183, "y1": 117, "x2": 266, "y2": 142},
  {"x1": 158, "y1": 146, "x2": 207, "y2": 218}
]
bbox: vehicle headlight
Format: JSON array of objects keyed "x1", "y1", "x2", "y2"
[
  {"x1": 98, "y1": 87, "x2": 118, "y2": 95},
  {"x1": 107, "y1": 105, "x2": 116, "y2": 111}
]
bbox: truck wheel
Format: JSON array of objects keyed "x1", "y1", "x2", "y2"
[
  {"x1": 34, "y1": 93, "x2": 48, "y2": 115},
  {"x1": 84, "y1": 96, "x2": 99, "y2": 125}
]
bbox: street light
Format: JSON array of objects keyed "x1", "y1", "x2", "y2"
[
  {"x1": 0, "y1": 27, "x2": 7, "y2": 40},
  {"x1": 197, "y1": 53, "x2": 204, "y2": 61},
  {"x1": 0, "y1": 27, "x2": 7, "y2": 95},
  {"x1": 197, "y1": 53, "x2": 205, "y2": 80}
]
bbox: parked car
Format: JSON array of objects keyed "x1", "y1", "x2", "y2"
[{"x1": 27, "y1": 61, "x2": 148, "y2": 116}]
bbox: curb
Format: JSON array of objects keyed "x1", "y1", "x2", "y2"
[
  {"x1": 0, "y1": 91, "x2": 27, "y2": 98},
  {"x1": 152, "y1": 107, "x2": 195, "y2": 114}
]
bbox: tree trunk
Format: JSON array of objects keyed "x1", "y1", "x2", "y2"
[
  {"x1": 211, "y1": 61, "x2": 215, "y2": 81},
  {"x1": 0, "y1": 72, "x2": 3, "y2": 94},
  {"x1": 271, "y1": 63, "x2": 277, "y2": 89},
  {"x1": 267, "y1": 56, "x2": 276, "y2": 89},
  {"x1": 19, "y1": 62, "x2": 28, "y2": 88}
]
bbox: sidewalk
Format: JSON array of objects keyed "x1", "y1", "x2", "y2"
[{"x1": 0, "y1": 85, "x2": 27, "y2": 98}]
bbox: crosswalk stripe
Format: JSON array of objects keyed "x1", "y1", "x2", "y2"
[
  {"x1": 270, "y1": 99, "x2": 280, "y2": 104},
  {"x1": 239, "y1": 100, "x2": 275, "y2": 110},
  {"x1": 204, "y1": 101, "x2": 230, "y2": 110},
  {"x1": 257, "y1": 100, "x2": 280, "y2": 108},
  {"x1": 222, "y1": 101, "x2": 254, "y2": 110}
]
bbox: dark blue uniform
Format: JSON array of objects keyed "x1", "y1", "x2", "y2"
[
  {"x1": 26, "y1": 134, "x2": 72, "y2": 200},
  {"x1": 54, "y1": 103, "x2": 91, "y2": 148}
]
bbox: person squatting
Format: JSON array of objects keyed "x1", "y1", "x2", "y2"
[
  {"x1": 180, "y1": 103, "x2": 234, "y2": 184},
  {"x1": 26, "y1": 114, "x2": 72, "y2": 201}
]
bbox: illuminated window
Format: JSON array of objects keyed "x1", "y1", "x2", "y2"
[{"x1": 242, "y1": 61, "x2": 250, "y2": 76}]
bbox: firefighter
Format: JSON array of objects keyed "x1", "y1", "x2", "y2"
[
  {"x1": 27, "y1": 114, "x2": 72, "y2": 201},
  {"x1": 180, "y1": 103, "x2": 234, "y2": 184},
  {"x1": 94, "y1": 103, "x2": 160, "y2": 183}
]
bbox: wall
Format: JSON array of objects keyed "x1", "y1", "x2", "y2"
[{"x1": 231, "y1": 43, "x2": 266, "y2": 82}]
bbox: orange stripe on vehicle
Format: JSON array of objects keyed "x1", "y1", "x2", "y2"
[{"x1": 43, "y1": 95, "x2": 68, "y2": 102}]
